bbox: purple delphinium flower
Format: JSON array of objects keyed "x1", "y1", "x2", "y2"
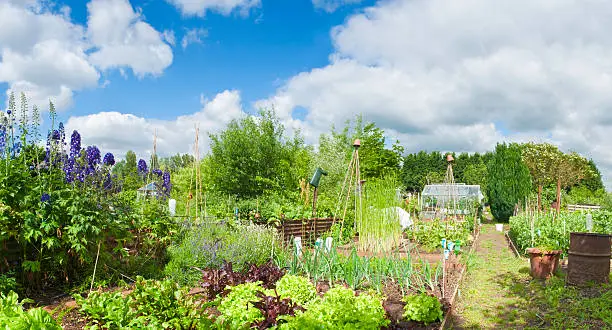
[
  {"x1": 161, "y1": 171, "x2": 172, "y2": 197},
  {"x1": 0, "y1": 125, "x2": 6, "y2": 155},
  {"x1": 137, "y1": 159, "x2": 148, "y2": 176},
  {"x1": 51, "y1": 130, "x2": 60, "y2": 141},
  {"x1": 41, "y1": 193, "x2": 50, "y2": 203},
  {"x1": 103, "y1": 152, "x2": 115, "y2": 166},
  {"x1": 103, "y1": 173, "x2": 113, "y2": 190},
  {"x1": 58, "y1": 123, "x2": 66, "y2": 149},
  {"x1": 152, "y1": 169, "x2": 162, "y2": 177},
  {"x1": 70, "y1": 130, "x2": 81, "y2": 158},
  {"x1": 85, "y1": 146, "x2": 101, "y2": 167}
]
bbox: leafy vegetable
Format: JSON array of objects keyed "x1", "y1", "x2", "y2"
[
  {"x1": 402, "y1": 293, "x2": 443, "y2": 325},
  {"x1": 274, "y1": 274, "x2": 316, "y2": 306},
  {"x1": 0, "y1": 291, "x2": 61, "y2": 330},
  {"x1": 280, "y1": 286, "x2": 389, "y2": 329}
]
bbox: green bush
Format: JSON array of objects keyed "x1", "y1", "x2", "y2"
[
  {"x1": 165, "y1": 222, "x2": 280, "y2": 285},
  {"x1": 487, "y1": 143, "x2": 532, "y2": 222},
  {"x1": 280, "y1": 286, "x2": 389, "y2": 329},
  {"x1": 402, "y1": 293, "x2": 443, "y2": 325},
  {"x1": 0, "y1": 273, "x2": 18, "y2": 295},
  {"x1": 0, "y1": 291, "x2": 61, "y2": 329},
  {"x1": 274, "y1": 275, "x2": 316, "y2": 306}
]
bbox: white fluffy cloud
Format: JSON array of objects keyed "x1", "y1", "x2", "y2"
[
  {"x1": 65, "y1": 90, "x2": 245, "y2": 160},
  {"x1": 258, "y1": 0, "x2": 612, "y2": 188},
  {"x1": 312, "y1": 0, "x2": 363, "y2": 13},
  {"x1": 0, "y1": 0, "x2": 173, "y2": 110},
  {"x1": 166, "y1": 0, "x2": 260, "y2": 17}
]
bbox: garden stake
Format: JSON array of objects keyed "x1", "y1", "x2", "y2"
[{"x1": 90, "y1": 240, "x2": 101, "y2": 293}]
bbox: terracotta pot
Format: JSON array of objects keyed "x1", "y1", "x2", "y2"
[{"x1": 526, "y1": 248, "x2": 562, "y2": 279}]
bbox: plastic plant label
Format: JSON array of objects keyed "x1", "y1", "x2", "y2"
[{"x1": 294, "y1": 237, "x2": 302, "y2": 257}]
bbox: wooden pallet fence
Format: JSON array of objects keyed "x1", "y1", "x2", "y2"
[{"x1": 275, "y1": 218, "x2": 337, "y2": 244}]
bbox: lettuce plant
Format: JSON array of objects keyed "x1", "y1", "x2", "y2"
[{"x1": 402, "y1": 293, "x2": 443, "y2": 325}]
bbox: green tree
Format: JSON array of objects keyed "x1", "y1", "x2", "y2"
[
  {"x1": 551, "y1": 152, "x2": 591, "y2": 213},
  {"x1": 350, "y1": 116, "x2": 403, "y2": 180},
  {"x1": 463, "y1": 160, "x2": 488, "y2": 193},
  {"x1": 487, "y1": 143, "x2": 532, "y2": 222},
  {"x1": 208, "y1": 108, "x2": 311, "y2": 199},
  {"x1": 521, "y1": 142, "x2": 559, "y2": 211}
]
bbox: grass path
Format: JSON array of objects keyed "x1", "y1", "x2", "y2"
[{"x1": 448, "y1": 224, "x2": 612, "y2": 329}]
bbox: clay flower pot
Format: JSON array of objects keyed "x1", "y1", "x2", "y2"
[{"x1": 526, "y1": 248, "x2": 562, "y2": 279}]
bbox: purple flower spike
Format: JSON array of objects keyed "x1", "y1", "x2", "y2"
[
  {"x1": 137, "y1": 159, "x2": 148, "y2": 176},
  {"x1": 103, "y1": 152, "x2": 115, "y2": 166},
  {"x1": 70, "y1": 130, "x2": 81, "y2": 158}
]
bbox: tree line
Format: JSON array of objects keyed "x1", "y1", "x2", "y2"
[{"x1": 111, "y1": 109, "x2": 606, "y2": 222}]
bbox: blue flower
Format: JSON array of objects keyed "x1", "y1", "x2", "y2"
[
  {"x1": 103, "y1": 152, "x2": 115, "y2": 166},
  {"x1": 6, "y1": 110, "x2": 11, "y2": 115},
  {"x1": 41, "y1": 193, "x2": 50, "y2": 203},
  {"x1": 137, "y1": 159, "x2": 148, "y2": 176},
  {"x1": 70, "y1": 130, "x2": 81, "y2": 158},
  {"x1": 85, "y1": 146, "x2": 101, "y2": 168},
  {"x1": 152, "y1": 169, "x2": 163, "y2": 177}
]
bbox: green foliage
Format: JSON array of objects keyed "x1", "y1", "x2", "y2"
[
  {"x1": 402, "y1": 293, "x2": 443, "y2": 325},
  {"x1": 0, "y1": 273, "x2": 18, "y2": 295},
  {"x1": 0, "y1": 291, "x2": 61, "y2": 330},
  {"x1": 75, "y1": 277, "x2": 212, "y2": 329},
  {"x1": 165, "y1": 222, "x2": 280, "y2": 285},
  {"x1": 354, "y1": 119, "x2": 404, "y2": 180},
  {"x1": 216, "y1": 281, "x2": 265, "y2": 329},
  {"x1": 279, "y1": 244, "x2": 441, "y2": 295},
  {"x1": 279, "y1": 286, "x2": 389, "y2": 329},
  {"x1": 409, "y1": 218, "x2": 473, "y2": 252},
  {"x1": 274, "y1": 275, "x2": 317, "y2": 306},
  {"x1": 487, "y1": 143, "x2": 532, "y2": 222},
  {"x1": 208, "y1": 108, "x2": 312, "y2": 199},
  {"x1": 509, "y1": 210, "x2": 612, "y2": 257}
]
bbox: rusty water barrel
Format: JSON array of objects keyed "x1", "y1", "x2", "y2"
[{"x1": 567, "y1": 232, "x2": 611, "y2": 286}]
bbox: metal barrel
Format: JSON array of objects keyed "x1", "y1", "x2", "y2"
[{"x1": 567, "y1": 232, "x2": 612, "y2": 286}]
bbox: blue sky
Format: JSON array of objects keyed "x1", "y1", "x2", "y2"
[
  {"x1": 2, "y1": 0, "x2": 612, "y2": 189},
  {"x1": 61, "y1": 0, "x2": 375, "y2": 121}
]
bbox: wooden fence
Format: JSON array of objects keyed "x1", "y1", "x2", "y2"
[
  {"x1": 567, "y1": 204, "x2": 601, "y2": 212},
  {"x1": 275, "y1": 218, "x2": 337, "y2": 244}
]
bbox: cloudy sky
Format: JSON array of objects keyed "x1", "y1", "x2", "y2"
[{"x1": 2, "y1": 0, "x2": 612, "y2": 188}]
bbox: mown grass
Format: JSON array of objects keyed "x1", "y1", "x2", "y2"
[{"x1": 451, "y1": 224, "x2": 612, "y2": 329}]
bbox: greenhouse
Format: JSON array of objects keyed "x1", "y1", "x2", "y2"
[{"x1": 421, "y1": 184, "x2": 484, "y2": 217}]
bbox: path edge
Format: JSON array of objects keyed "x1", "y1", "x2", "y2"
[{"x1": 439, "y1": 225, "x2": 482, "y2": 330}]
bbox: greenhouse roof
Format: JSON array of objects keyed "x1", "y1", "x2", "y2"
[{"x1": 422, "y1": 184, "x2": 484, "y2": 202}]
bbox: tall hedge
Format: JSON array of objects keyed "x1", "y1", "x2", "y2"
[{"x1": 487, "y1": 143, "x2": 532, "y2": 222}]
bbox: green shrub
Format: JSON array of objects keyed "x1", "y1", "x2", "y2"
[
  {"x1": 274, "y1": 274, "x2": 316, "y2": 306},
  {"x1": 0, "y1": 273, "x2": 18, "y2": 295},
  {"x1": 165, "y1": 222, "x2": 280, "y2": 285},
  {"x1": 487, "y1": 143, "x2": 532, "y2": 222},
  {"x1": 216, "y1": 281, "x2": 265, "y2": 329},
  {"x1": 0, "y1": 291, "x2": 61, "y2": 329},
  {"x1": 402, "y1": 293, "x2": 443, "y2": 325},
  {"x1": 280, "y1": 286, "x2": 389, "y2": 329}
]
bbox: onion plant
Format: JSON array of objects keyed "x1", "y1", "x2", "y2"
[{"x1": 357, "y1": 178, "x2": 403, "y2": 253}]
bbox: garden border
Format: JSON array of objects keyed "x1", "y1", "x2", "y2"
[{"x1": 439, "y1": 225, "x2": 482, "y2": 330}]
